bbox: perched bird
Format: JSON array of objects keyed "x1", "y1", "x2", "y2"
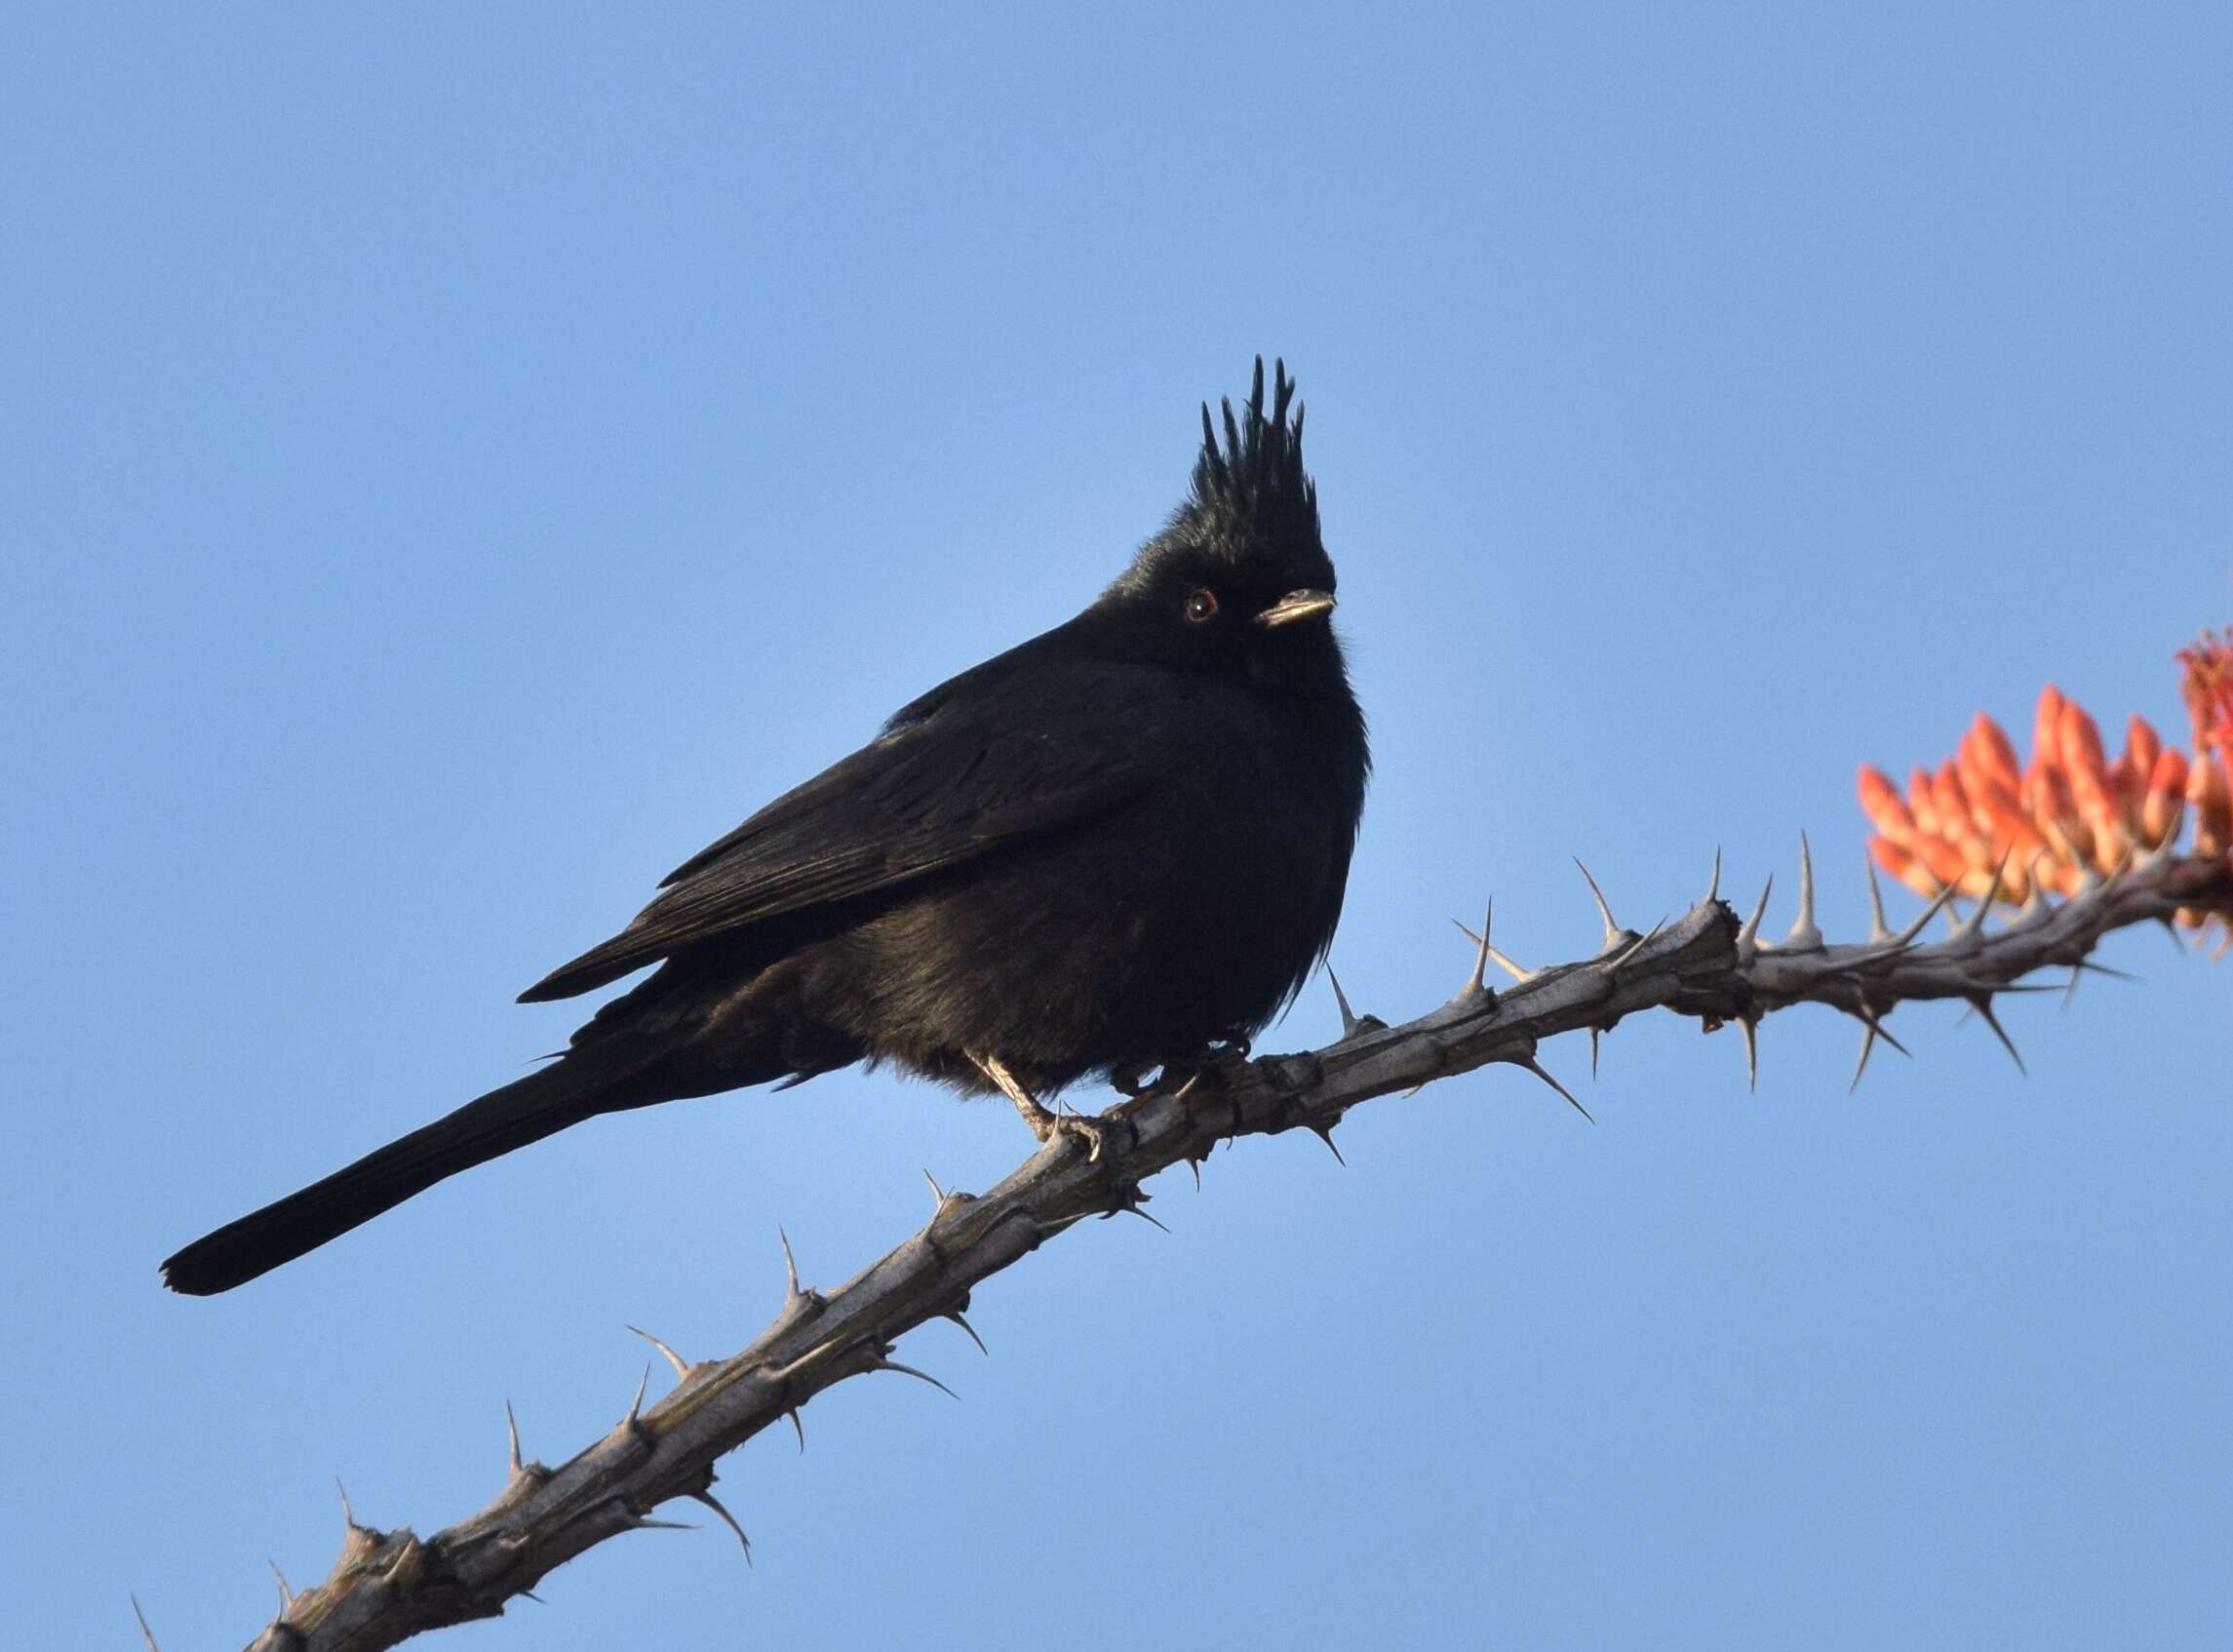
[{"x1": 163, "y1": 359, "x2": 1369, "y2": 1295}]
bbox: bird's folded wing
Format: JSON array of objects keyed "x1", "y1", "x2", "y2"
[{"x1": 518, "y1": 707, "x2": 1154, "y2": 1003}]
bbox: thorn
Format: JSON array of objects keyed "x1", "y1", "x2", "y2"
[
  {"x1": 778, "y1": 1226, "x2": 803, "y2": 1301},
  {"x1": 1849, "y1": 1022, "x2": 1878, "y2": 1092},
  {"x1": 921, "y1": 1167, "x2": 946, "y2": 1208},
  {"x1": 690, "y1": 1488, "x2": 753, "y2": 1563},
  {"x1": 1326, "y1": 964, "x2": 1362, "y2": 1039},
  {"x1": 1968, "y1": 993, "x2": 2027, "y2": 1075},
  {"x1": 1463, "y1": 899, "x2": 1494, "y2": 999},
  {"x1": 1739, "y1": 1014, "x2": 1759, "y2": 1092},
  {"x1": 1455, "y1": 917, "x2": 1531, "y2": 981},
  {"x1": 1519, "y1": 1056, "x2": 1594, "y2": 1123},
  {"x1": 1890, "y1": 878, "x2": 1961, "y2": 948},
  {"x1": 1853, "y1": 1003, "x2": 1911, "y2": 1059},
  {"x1": 1785, "y1": 831, "x2": 1822, "y2": 949},
  {"x1": 505, "y1": 1400, "x2": 524, "y2": 1475},
  {"x1": 625, "y1": 1361, "x2": 650, "y2": 1428},
  {"x1": 521, "y1": 1591, "x2": 545, "y2": 1604},
  {"x1": 2061, "y1": 963, "x2": 2083, "y2": 1009},
  {"x1": 876, "y1": 1357, "x2": 960, "y2": 1400},
  {"x1": 630, "y1": 1514, "x2": 697, "y2": 1531},
  {"x1": 1310, "y1": 1121, "x2": 1347, "y2": 1165},
  {"x1": 627, "y1": 1325, "x2": 691, "y2": 1384},
  {"x1": 2077, "y1": 958, "x2": 2137, "y2": 982},
  {"x1": 941, "y1": 1308, "x2": 990, "y2": 1356},
  {"x1": 1738, "y1": 874, "x2": 1774, "y2": 957},
  {"x1": 787, "y1": 1408, "x2": 805, "y2": 1452},
  {"x1": 132, "y1": 1593, "x2": 159, "y2": 1652},
  {"x1": 1187, "y1": 1155, "x2": 1203, "y2": 1192},
  {"x1": 1864, "y1": 854, "x2": 1892, "y2": 942},
  {"x1": 1115, "y1": 1187, "x2": 1171, "y2": 1232},
  {"x1": 1588, "y1": 1027, "x2": 1600, "y2": 1079},
  {"x1": 1839, "y1": 1000, "x2": 1911, "y2": 1089},
  {"x1": 1843, "y1": 1003, "x2": 1910, "y2": 1092},
  {"x1": 1603, "y1": 919, "x2": 1664, "y2": 972},
  {"x1": 1704, "y1": 846, "x2": 1723, "y2": 904},
  {"x1": 1952, "y1": 855, "x2": 2010, "y2": 945},
  {"x1": 381, "y1": 1535, "x2": 422, "y2": 1587},
  {"x1": 1575, "y1": 858, "x2": 1623, "y2": 949},
  {"x1": 337, "y1": 1476, "x2": 363, "y2": 1534},
  {"x1": 269, "y1": 1560, "x2": 294, "y2": 1614}
]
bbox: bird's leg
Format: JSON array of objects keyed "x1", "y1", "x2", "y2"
[
  {"x1": 970, "y1": 1049, "x2": 1057, "y2": 1133},
  {"x1": 971, "y1": 1051, "x2": 1112, "y2": 1162}
]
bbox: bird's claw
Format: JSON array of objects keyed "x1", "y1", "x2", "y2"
[
  {"x1": 1044, "y1": 1111, "x2": 1114, "y2": 1162},
  {"x1": 1109, "y1": 1061, "x2": 1156, "y2": 1098},
  {"x1": 1162, "y1": 1040, "x2": 1253, "y2": 1100}
]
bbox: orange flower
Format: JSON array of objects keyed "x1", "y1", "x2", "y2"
[
  {"x1": 1858, "y1": 766, "x2": 1915, "y2": 843},
  {"x1": 1860, "y1": 654, "x2": 2232, "y2": 916},
  {"x1": 2177, "y1": 629, "x2": 2232, "y2": 746},
  {"x1": 2176, "y1": 631, "x2": 2233, "y2": 878},
  {"x1": 2141, "y1": 747, "x2": 2188, "y2": 850},
  {"x1": 2191, "y1": 745, "x2": 2230, "y2": 860}
]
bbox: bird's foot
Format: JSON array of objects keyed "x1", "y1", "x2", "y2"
[
  {"x1": 1109, "y1": 1061, "x2": 1156, "y2": 1098},
  {"x1": 1155, "y1": 1035, "x2": 1255, "y2": 1103},
  {"x1": 1044, "y1": 1108, "x2": 1118, "y2": 1161},
  {"x1": 1113, "y1": 1031, "x2": 1252, "y2": 1101},
  {"x1": 972, "y1": 1050, "x2": 1119, "y2": 1162}
]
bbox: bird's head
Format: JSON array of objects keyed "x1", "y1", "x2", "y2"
[{"x1": 1097, "y1": 358, "x2": 1349, "y2": 699}]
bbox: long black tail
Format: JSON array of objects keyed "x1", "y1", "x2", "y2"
[{"x1": 162, "y1": 1045, "x2": 664, "y2": 1295}]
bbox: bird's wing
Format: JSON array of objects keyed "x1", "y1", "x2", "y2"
[{"x1": 518, "y1": 688, "x2": 1158, "y2": 1003}]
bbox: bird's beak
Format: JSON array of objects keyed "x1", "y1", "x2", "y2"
[{"x1": 1255, "y1": 589, "x2": 1337, "y2": 628}]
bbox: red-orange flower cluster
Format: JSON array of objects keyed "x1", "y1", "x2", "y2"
[
  {"x1": 1860, "y1": 646, "x2": 2233, "y2": 916},
  {"x1": 2179, "y1": 627, "x2": 2233, "y2": 806}
]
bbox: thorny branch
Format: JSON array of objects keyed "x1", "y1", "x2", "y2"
[{"x1": 192, "y1": 842, "x2": 2229, "y2": 1652}]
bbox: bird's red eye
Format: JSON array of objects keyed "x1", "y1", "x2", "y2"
[{"x1": 1185, "y1": 588, "x2": 1219, "y2": 622}]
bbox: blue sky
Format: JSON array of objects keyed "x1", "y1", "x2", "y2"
[{"x1": 6, "y1": 4, "x2": 2230, "y2": 1647}]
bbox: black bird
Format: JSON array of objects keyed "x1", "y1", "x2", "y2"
[{"x1": 163, "y1": 359, "x2": 1368, "y2": 1295}]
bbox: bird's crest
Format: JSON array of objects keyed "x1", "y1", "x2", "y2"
[{"x1": 1182, "y1": 357, "x2": 1318, "y2": 552}]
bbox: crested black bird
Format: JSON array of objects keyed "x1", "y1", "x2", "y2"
[{"x1": 163, "y1": 359, "x2": 1369, "y2": 1295}]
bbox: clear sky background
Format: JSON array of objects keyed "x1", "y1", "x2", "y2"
[{"x1": 6, "y1": 5, "x2": 2230, "y2": 1648}]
